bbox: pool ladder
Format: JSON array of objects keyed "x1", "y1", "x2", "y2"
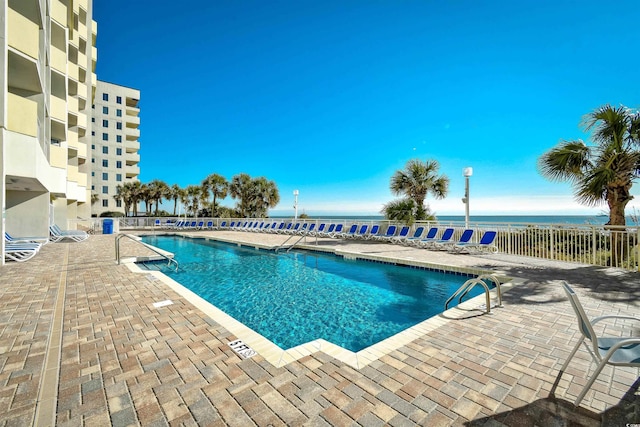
[
  {"x1": 444, "y1": 274, "x2": 502, "y2": 314},
  {"x1": 115, "y1": 233, "x2": 179, "y2": 271},
  {"x1": 275, "y1": 232, "x2": 311, "y2": 253}
]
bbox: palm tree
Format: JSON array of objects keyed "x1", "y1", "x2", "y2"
[
  {"x1": 249, "y1": 177, "x2": 280, "y2": 218},
  {"x1": 113, "y1": 184, "x2": 131, "y2": 216},
  {"x1": 128, "y1": 181, "x2": 142, "y2": 216},
  {"x1": 201, "y1": 174, "x2": 228, "y2": 217},
  {"x1": 539, "y1": 104, "x2": 640, "y2": 227},
  {"x1": 148, "y1": 179, "x2": 169, "y2": 216},
  {"x1": 90, "y1": 193, "x2": 99, "y2": 206},
  {"x1": 229, "y1": 173, "x2": 253, "y2": 217},
  {"x1": 184, "y1": 185, "x2": 202, "y2": 217},
  {"x1": 169, "y1": 184, "x2": 184, "y2": 216},
  {"x1": 384, "y1": 159, "x2": 449, "y2": 222}
]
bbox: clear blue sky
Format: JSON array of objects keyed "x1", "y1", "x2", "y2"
[{"x1": 93, "y1": 0, "x2": 640, "y2": 216}]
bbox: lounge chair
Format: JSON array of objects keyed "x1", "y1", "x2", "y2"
[
  {"x1": 431, "y1": 229, "x2": 473, "y2": 250},
  {"x1": 271, "y1": 222, "x2": 286, "y2": 233},
  {"x1": 196, "y1": 220, "x2": 205, "y2": 230},
  {"x1": 450, "y1": 231, "x2": 498, "y2": 253},
  {"x1": 311, "y1": 223, "x2": 326, "y2": 236},
  {"x1": 372, "y1": 225, "x2": 397, "y2": 241},
  {"x1": 327, "y1": 224, "x2": 344, "y2": 238},
  {"x1": 336, "y1": 224, "x2": 358, "y2": 239},
  {"x1": 4, "y1": 245, "x2": 38, "y2": 262},
  {"x1": 217, "y1": 221, "x2": 228, "y2": 230},
  {"x1": 419, "y1": 228, "x2": 454, "y2": 249},
  {"x1": 299, "y1": 223, "x2": 316, "y2": 235},
  {"x1": 387, "y1": 226, "x2": 411, "y2": 244},
  {"x1": 317, "y1": 223, "x2": 336, "y2": 237},
  {"x1": 205, "y1": 220, "x2": 214, "y2": 230},
  {"x1": 351, "y1": 224, "x2": 369, "y2": 239},
  {"x1": 403, "y1": 227, "x2": 427, "y2": 246},
  {"x1": 288, "y1": 223, "x2": 302, "y2": 234},
  {"x1": 364, "y1": 225, "x2": 381, "y2": 240},
  {"x1": 278, "y1": 223, "x2": 293, "y2": 234},
  {"x1": 5, "y1": 232, "x2": 49, "y2": 246},
  {"x1": 556, "y1": 282, "x2": 640, "y2": 406},
  {"x1": 49, "y1": 225, "x2": 88, "y2": 242}
]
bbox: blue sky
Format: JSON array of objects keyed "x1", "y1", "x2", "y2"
[{"x1": 93, "y1": 0, "x2": 640, "y2": 216}]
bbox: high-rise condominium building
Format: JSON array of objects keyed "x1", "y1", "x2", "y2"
[
  {"x1": 1, "y1": 0, "x2": 97, "y2": 265},
  {"x1": 91, "y1": 81, "x2": 140, "y2": 217}
]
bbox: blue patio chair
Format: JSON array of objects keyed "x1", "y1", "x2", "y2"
[
  {"x1": 402, "y1": 227, "x2": 425, "y2": 246},
  {"x1": 419, "y1": 228, "x2": 454, "y2": 249},
  {"x1": 410, "y1": 227, "x2": 438, "y2": 246},
  {"x1": 432, "y1": 229, "x2": 473, "y2": 250},
  {"x1": 450, "y1": 231, "x2": 498, "y2": 253},
  {"x1": 387, "y1": 226, "x2": 411, "y2": 243},
  {"x1": 364, "y1": 225, "x2": 382, "y2": 240},
  {"x1": 336, "y1": 224, "x2": 358, "y2": 239},
  {"x1": 372, "y1": 225, "x2": 397, "y2": 241}
]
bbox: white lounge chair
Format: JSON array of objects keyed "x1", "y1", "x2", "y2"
[
  {"x1": 49, "y1": 225, "x2": 89, "y2": 242},
  {"x1": 4, "y1": 245, "x2": 38, "y2": 262},
  {"x1": 5, "y1": 232, "x2": 49, "y2": 245}
]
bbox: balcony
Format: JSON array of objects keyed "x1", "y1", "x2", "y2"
[
  {"x1": 50, "y1": 144, "x2": 67, "y2": 169},
  {"x1": 125, "y1": 153, "x2": 140, "y2": 165},
  {"x1": 68, "y1": 63, "x2": 79, "y2": 82},
  {"x1": 7, "y1": 93, "x2": 38, "y2": 137},
  {"x1": 50, "y1": 95, "x2": 67, "y2": 122},
  {"x1": 125, "y1": 140, "x2": 140, "y2": 153},
  {"x1": 125, "y1": 127, "x2": 140, "y2": 139},
  {"x1": 67, "y1": 129, "x2": 78, "y2": 148},
  {"x1": 125, "y1": 116, "x2": 140, "y2": 127},
  {"x1": 8, "y1": 8, "x2": 39, "y2": 60},
  {"x1": 51, "y1": 0, "x2": 67, "y2": 25},
  {"x1": 125, "y1": 166, "x2": 140, "y2": 179},
  {"x1": 51, "y1": 45, "x2": 68, "y2": 74},
  {"x1": 68, "y1": 165, "x2": 79, "y2": 183}
]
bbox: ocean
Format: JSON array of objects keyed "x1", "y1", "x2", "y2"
[{"x1": 274, "y1": 214, "x2": 639, "y2": 226}]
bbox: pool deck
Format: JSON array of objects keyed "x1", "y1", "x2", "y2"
[{"x1": 1, "y1": 231, "x2": 638, "y2": 426}]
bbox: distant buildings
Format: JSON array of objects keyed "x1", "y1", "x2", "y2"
[{"x1": 91, "y1": 81, "x2": 141, "y2": 217}]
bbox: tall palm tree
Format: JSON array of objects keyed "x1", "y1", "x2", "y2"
[
  {"x1": 148, "y1": 179, "x2": 169, "y2": 216},
  {"x1": 185, "y1": 185, "x2": 202, "y2": 217},
  {"x1": 539, "y1": 104, "x2": 640, "y2": 227},
  {"x1": 128, "y1": 181, "x2": 142, "y2": 216},
  {"x1": 229, "y1": 173, "x2": 253, "y2": 217},
  {"x1": 113, "y1": 184, "x2": 131, "y2": 216},
  {"x1": 169, "y1": 184, "x2": 184, "y2": 216},
  {"x1": 385, "y1": 159, "x2": 449, "y2": 221},
  {"x1": 201, "y1": 174, "x2": 228, "y2": 217}
]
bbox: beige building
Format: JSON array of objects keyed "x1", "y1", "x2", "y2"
[
  {"x1": 91, "y1": 81, "x2": 140, "y2": 217},
  {"x1": 1, "y1": 0, "x2": 97, "y2": 265}
]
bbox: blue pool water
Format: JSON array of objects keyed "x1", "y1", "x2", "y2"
[{"x1": 140, "y1": 235, "x2": 484, "y2": 352}]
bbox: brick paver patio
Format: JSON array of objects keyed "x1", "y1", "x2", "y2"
[{"x1": 0, "y1": 231, "x2": 638, "y2": 426}]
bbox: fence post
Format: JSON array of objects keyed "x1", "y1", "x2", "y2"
[
  {"x1": 549, "y1": 226, "x2": 554, "y2": 260},
  {"x1": 592, "y1": 226, "x2": 597, "y2": 266}
]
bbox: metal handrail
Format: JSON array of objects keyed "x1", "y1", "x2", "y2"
[
  {"x1": 444, "y1": 275, "x2": 501, "y2": 314},
  {"x1": 275, "y1": 232, "x2": 310, "y2": 253},
  {"x1": 115, "y1": 233, "x2": 178, "y2": 271}
]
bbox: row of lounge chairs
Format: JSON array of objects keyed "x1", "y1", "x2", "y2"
[
  {"x1": 4, "y1": 225, "x2": 90, "y2": 263},
  {"x1": 205, "y1": 220, "x2": 498, "y2": 253}
]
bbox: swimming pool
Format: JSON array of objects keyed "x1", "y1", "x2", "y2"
[{"x1": 140, "y1": 235, "x2": 486, "y2": 352}]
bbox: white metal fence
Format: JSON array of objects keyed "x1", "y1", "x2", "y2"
[{"x1": 114, "y1": 216, "x2": 640, "y2": 271}]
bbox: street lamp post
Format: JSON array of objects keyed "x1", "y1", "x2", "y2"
[
  {"x1": 293, "y1": 190, "x2": 299, "y2": 220},
  {"x1": 462, "y1": 167, "x2": 473, "y2": 228}
]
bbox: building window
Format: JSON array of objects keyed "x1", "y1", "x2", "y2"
[
  {"x1": 103, "y1": 106, "x2": 108, "y2": 114},
  {"x1": 116, "y1": 122, "x2": 122, "y2": 130},
  {"x1": 91, "y1": 117, "x2": 95, "y2": 122},
  {"x1": 116, "y1": 109, "x2": 122, "y2": 117},
  {"x1": 102, "y1": 172, "x2": 108, "y2": 180},
  {"x1": 91, "y1": 144, "x2": 95, "y2": 149},
  {"x1": 116, "y1": 96, "x2": 122, "y2": 104},
  {"x1": 102, "y1": 133, "x2": 108, "y2": 141},
  {"x1": 116, "y1": 200, "x2": 122, "y2": 208},
  {"x1": 116, "y1": 135, "x2": 122, "y2": 143},
  {"x1": 102, "y1": 120, "x2": 108, "y2": 127},
  {"x1": 116, "y1": 148, "x2": 122, "y2": 155},
  {"x1": 116, "y1": 174, "x2": 122, "y2": 181},
  {"x1": 91, "y1": 185, "x2": 95, "y2": 190},
  {"x1": 91, "y1": 158, "x2": 95, "y2": 163},
  {"x1": 91, "y1": 131, "x2": 95, "y2": 136},
  {"x1": 102, "y1": 146, "x2": 108, "y2": 154},
  {"x1": 116, "y1": 161, "x2": 122, "y2": 169},
  {"x1": 103, "y1": 93, "x2": 108, "y2": 101},
  {"x1": 91, "y1": 172, "x2": 95, "y2": 177},
  {"x1": 102, "y1": 199, "x2": 108, "y2": 207},
  {"x1": 102, "y1": 159, "x2": 108, "y2": 167},
  {"x1": 102, "y1": 186, "x2": 108, "y2": 194}
]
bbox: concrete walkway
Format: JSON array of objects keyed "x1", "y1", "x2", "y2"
[{"x1": 0, "y1": 231, "x2": 638, "y2": 426}]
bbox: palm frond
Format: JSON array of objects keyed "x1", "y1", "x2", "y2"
[{"x1": 538, "y1": 140, "x2": 591, "y2": 182}]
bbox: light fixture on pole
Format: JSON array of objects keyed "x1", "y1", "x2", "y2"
[
  {"x1": 462, "y1": 167, "x2": 473, "y2": 228},
  {"x1": 293, "y1": 190, "x2": 299, "y2": 220}
]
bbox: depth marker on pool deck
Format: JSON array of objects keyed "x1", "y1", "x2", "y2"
[{"x1": 228, "y1": 339, "x2": 257, "y2": 359}]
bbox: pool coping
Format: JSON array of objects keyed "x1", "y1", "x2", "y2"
[{"x1": 125, "y1": 233, "x2": 518, "y2": 369}]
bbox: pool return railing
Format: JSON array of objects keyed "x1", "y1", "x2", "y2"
[
  {"x1": 274, "y1": 231, "x2": 312, "y2": 253},
  {"x1": 444, "y1": 274, "x2": 502, "y2": 314},
  {"x1": 115, "y1": 233, "x2": 179, "y2": 271}
]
